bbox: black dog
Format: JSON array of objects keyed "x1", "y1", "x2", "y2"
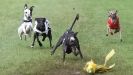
[
  {"x1": 31, "y1": 18, "x2": 52, "y2": 48},
  {"x1": 51, "y1": 14, "x2": 83, "y2": 61}
]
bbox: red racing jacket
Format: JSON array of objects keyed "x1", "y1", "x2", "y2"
[{"x1": 107, "y1": 16, "x2": 120, "y2": 29}]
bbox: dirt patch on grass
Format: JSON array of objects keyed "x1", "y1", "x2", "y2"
[
  {"x1": 45, "y1": 68, "x2": 83, "y2": 75},
  {"x1": 9, "y1": 58, "x2": 87, "y2": 75}
]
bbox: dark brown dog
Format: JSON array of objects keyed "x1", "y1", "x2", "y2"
[{"x1": 51, "y1": 14, "x2": 83, "y2": 61}]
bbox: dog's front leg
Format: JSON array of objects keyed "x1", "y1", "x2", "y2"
[
  {"x1": 23, "y1": 26, "x2": 27, "y2": 35},
  {"x1": 72, "y1": 47, "x2": 78, "y2": 56},
  {"x1": 62, "y1": 44, "x2": 67, "y2": 62},
  {"x1": 51, "y1": 36, "x2": 63, "y2": 55},
  {"x1": 106, "y1": 25, "x2": 109, "y2": 36},
  {"x1": 77, "y1": 45, "x2": 83, "y2": 59},
  {"x1": 108, "y1": 27, "x2": 113, "y2": 35},
  {"x1": 36, "y1": 34, "x2": 42, "y2": 47},
  {"x1": 106, "y1": 24, "x2": 113, "y2": 36},
  {"x1": 42, "y1": 33, "x2": 46, "y2": 41},
  {"x1": 31, "y1": 32, "x2": 37, "y2": 48},
  {"x1": 119, "y1": 29, "x2": 122, "y2": 42},
  {"x1": 22, "y1": 26, "x2": 27, "y2": 40},
  {"x1": 19, "y1": 33, "x2": 22, "y2": 40},
  {"x1": 75, "y1": 37, "x2": 83, "y2": 59}
]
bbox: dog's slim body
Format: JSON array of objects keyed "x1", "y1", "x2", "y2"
[
  {"x1": 31, "y1": 18, "x2": 52, "y2": 48},
  {"x1": 106, "y1": 10, "x2": 122, "y2": 41},
  {"x1": 18, "y1": 4, "x2": 34, "y2": 40},
  {"x1": 51, "y1": 14, "x2": 83, "y2": 61},
  {"x1": 18, "y1": 22, "x2": 32, "y2": 40}
]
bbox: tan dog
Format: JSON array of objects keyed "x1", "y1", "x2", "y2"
[{"x1": 106, "y1": 10, "x2": 122, "y2": 42}]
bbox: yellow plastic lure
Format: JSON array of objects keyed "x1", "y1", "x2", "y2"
[{"x1": 84, "y1": 49, "x2": 115, "y2": 74}]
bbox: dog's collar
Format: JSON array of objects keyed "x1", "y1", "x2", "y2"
[{"x1": 23, "y1": 19, "x2": 32, "y2": 22}]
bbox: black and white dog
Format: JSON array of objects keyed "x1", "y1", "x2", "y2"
[
  {"x1": 18, "y1": 4, "x2": 34, "y2": 40},
  {"x1": 31, "y1": 18, "x2": 52, "y2": 48},
  {"x1": 51, "y1": 14, "x2": 83, "y2": 61}
]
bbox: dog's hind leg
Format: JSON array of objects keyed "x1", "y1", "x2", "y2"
[
  {"x1": 31, "y1": 32, "x2": 37, "y2": 48},
  {"x1": 48, "y1": 31, "x2": 52, "y2": 48},
  {"x1": 24, "y1": 35, "x2": 26, "y2": 41},
  {"x1": 119, "y1": 29, "x2": 122, "y2": 42},
  {"x1": 51, "y1": 36, "x2": 63, "y2": 55},
  {"x1": 28, "y1": 31, "x2": 32, "y2": 37}
]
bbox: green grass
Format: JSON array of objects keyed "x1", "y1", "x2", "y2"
[{"x1": 0, "y1": 0, "x2": 133, "y2": 75}]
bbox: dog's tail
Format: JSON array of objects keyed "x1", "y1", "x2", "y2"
[{"x1": 69, "y1": 14, "x2": 79, "y2": 31}]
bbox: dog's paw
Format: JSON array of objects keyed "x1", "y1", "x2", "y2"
[
  {"x1": 51, "y1": 46, "x2": 53, "y2": 49},
  {"x1": 39, "y1": 44, "x2": 43, "y2": 47},
  {"x1": 51, "y1": 51, "x2": 54, "y2": 55},
  {"x1": 19, "y1": 36, "x2": 22, "y2": 40},
  {"x1": 42, "y1": 39, "x2": 45, "y2": 41},
  {"x1": 51, "y1": 52, "x2": 53, "y2": 55},
  {"x1": 120, "y1": 39, "x2": 123, "y2": 42},
  {"x1": 110, "y1": 32, "x2": 113, "y2": 35},
  {"x1": 30, "y1": 45, "x2": 34, "y2": 48}
]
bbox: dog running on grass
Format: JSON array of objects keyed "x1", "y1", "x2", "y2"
[
  {"x1": 106, "y1": 10, "x2": 122, "y2": 42},
  {"x1": 18, "y1": 4, "x2": 34, "y2": 40},
  {"x1": 51, "y1": 14, "x2": 83, "y2": 62},
  {"x1": 31, "y1": 18, "x2": 52, "y2": 48}
]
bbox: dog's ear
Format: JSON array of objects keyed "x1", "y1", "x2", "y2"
[
  {"x1": 30, "y1": 6, "x2": 34, "y2": 16},
  {"x1": 108, "y1": 10, "x2": 111, "y2": 17},
  {"x1": 24, "y1": 4, "x2": 28, "y2": 9},
  {"x1": 30, "y1": 6, "x2": 34, "y2": 11},
  {"x1": 74, "y1": 32, "x2": 78, "y2": 36},
  {"x1": 115, "y1": 10, "x2": 118, "y2": 14}
]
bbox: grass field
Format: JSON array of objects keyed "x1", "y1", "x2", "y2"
[{"x1": 0, "y1": 0, "x2": 133, "y2": 75}]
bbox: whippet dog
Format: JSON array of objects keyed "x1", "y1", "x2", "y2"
[
  {"x1": 18, "y1": 4, "x2": 34, "y2": 40},
  {"x1": 51, "y1": 14, "x2": 83, "y2": 61},
  {"x1": 106, "y1": 10, "x2": 122, "y2": 42}
]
